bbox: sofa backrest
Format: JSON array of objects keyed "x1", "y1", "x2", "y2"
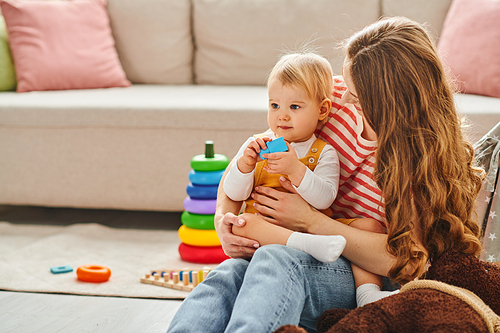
[
  {"x1": 105, "y1": 0, "x2": 454, "y2": 86},
  {"x1": 192, "y1": 0, "x2": 379, "y2": 85},
  {"x1": 107, "y1": 0, "x2": 193, "y2": 85},
  {"x1": 382, "y1": 0, "x2": 453, "y2": 40}
]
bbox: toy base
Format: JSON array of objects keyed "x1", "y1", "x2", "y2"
[
  {"x1": 140, "y1": 268, "x2": 212, "y2": 293},
  {"x1": 141, "y1": 274, "x2": 196, "y2": 292},
  {"x1": 179, "y1": 243, "x2": 229, "y2": 264}
]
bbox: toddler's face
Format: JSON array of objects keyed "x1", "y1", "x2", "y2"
[{"x1": 267, "y1": 78, "x2": 322, "y2": 143}]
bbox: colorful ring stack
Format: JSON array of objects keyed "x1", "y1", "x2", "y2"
[{"x1": 178, "y1": 141, "x2": 230, "y2": 264}]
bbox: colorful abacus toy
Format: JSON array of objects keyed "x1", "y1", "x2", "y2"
[
  {"x1": 140, "y1": 268, "x2": 212, "y2": 292},
  {"x1": 178, "y1": 141, "x2": 230, "y2": 264}
]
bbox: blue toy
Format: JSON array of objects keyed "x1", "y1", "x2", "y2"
[
  {"x1": 259, "y1": 136, "x2": 289, "y2": 160},
  {"x1": 50, "y1": 265, "x2": 73, "y2": 274}
]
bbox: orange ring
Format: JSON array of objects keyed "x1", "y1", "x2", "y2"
[{"x1": 76, "y1": 265, "x2": 111, "y2": 283}]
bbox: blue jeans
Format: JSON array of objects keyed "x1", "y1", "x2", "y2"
[{"x1": 167, "y1": 245, "x2": 356, "y2": 333}]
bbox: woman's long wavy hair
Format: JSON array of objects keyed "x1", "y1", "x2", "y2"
[{"x1": 344, "y1": 17, "x2": 483, "y2": 284}]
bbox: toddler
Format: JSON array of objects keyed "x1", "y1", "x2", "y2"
[{"x1": 224, "y1": 52, "x2": 345, "y2": 263}]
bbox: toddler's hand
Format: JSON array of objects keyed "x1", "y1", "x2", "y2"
[
  {"x1": 264, "y1": 142, "x2": 306, "y2": 186},
  {"x1": 237, "y1": 137, "x2": 271, "y2": 174}
]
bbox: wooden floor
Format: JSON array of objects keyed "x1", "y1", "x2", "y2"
[{"x1": 0, "y1": 205, "x2": 185, "y2": 333}]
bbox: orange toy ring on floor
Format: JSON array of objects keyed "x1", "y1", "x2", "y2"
[{"x1": 77, "y1": 265, "x2": 111, "y2": 283}]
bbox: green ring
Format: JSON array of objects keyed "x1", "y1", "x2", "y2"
[
  {"x1": 181, "y1": 211, "x2": 215, "y2": 230},
  {"x1": 190, "y1": 154, "x2": 230, "y2": 171}
]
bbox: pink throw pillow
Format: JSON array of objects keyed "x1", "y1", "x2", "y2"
[
  {"x1": 438, "y1": 0, "x2": 500, "y2": 98},
  {"x1": 0, "y1": 0, "x2": 131, "y2": 93}
]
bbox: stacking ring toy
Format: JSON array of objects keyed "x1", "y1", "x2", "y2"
[
  {"x1": 186, "y1": 183, "x2": 219, "y2": 200},
  {"x1": 76, "y1": 265, "x2": 111, "y2": 283},
  {"x1": 178, "y1": 225, "x2": 221, "y2": 246},
  {"x1": 178, "y1": 243, "x2": 229, "y2": 264},
  {"x1": 190, "y1": 141, "x2": 230, "y2": 172},
  {"x1": 181, "y1": 211, "x2": 215, "y2": 230},
  {"x1": 184, "y1": 197, "x2": 217, "y2": 215},
  {"x1": 189, "y1": 169, "x2": 225, "y2": 186}
]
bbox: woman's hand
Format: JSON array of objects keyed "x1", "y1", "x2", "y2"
[
  {"x1": 215, "y1": 212, "x2": 260, "y2": 260},
  {"x1": 252, "y1": 177, "x2": 319, "y2": 233},
  {"x1": 215, "y1": 160, "x2": 261, "y2": 259}
]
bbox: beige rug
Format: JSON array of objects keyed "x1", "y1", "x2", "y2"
[{"x1": 0, "y1": 222, "x2": 219, "y2": 299}]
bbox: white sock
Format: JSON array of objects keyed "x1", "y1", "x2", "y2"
[
  {"x1": 286, "y1": 232, "x2": 346, "y2": 263},
  {"x1": 356, "y1": 283, "x2": 400, "y2": 307}
]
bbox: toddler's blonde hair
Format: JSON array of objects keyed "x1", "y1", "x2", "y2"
[{"x1": 268, "y1": 52, "x2": 333, "y2": 105}]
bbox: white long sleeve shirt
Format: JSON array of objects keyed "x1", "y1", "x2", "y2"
[{"x1": 224, "y1": 129, "x2": 340, "y2": 210}]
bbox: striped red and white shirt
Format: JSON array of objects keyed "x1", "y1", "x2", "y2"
[{"x1": 318, "y1": 77, "x2": 386, "y2": 227}]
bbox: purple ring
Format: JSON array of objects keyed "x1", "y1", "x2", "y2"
[{"x1": 184, "y1": 197, "x2": 217, "y2": 215}]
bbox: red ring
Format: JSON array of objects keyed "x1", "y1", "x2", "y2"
[
  {"x1": 179, "y1": 243, "x2": 229, "y2": 264},
  {"x1": 77, "y1": 265, "x2": 111, "y2": 283}
]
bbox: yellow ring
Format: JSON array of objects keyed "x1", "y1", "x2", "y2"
[{"x1": 178, "y1": 225, "x2": 221, "y2": 246}]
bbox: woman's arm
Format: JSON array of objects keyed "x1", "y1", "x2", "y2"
[
  {"x1": 251, "y1": 177, "x2": 395, "y2": 276},
  {"x1": 215, "y1": 162, "x2": 261, "y2": 259}
]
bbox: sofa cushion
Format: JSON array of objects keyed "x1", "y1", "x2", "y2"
[
  {"x1": 455, "y1": 94, "x2": 500, "y2": 143},
  {"x1": 193, "y1": 0, "x2": 379, "y2": 85},
  {"x1": 0, "y1": 0, "x2": 131, "y2": 93},
  {"x1": 381, "y1": 0, "x2": 453, "y2": 38},
  {"x1": 0, "y1": 15, "x2": 15, "y2": 91},
  {"x1": 107, "y1": 0, "x2": 193, "y2": 84},
  {"x1": 437, "y1": 0, "x2": 500, "y2": 98},
  {"x1": 0, "y1": 85, "x2": 496, "y2": 144},
  {"x1": 0, "y1": 85, "x2": 269, "y2": 131}
]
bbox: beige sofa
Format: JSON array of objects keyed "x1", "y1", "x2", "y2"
[{"x1": 1, "y1": 0, "x2": 500, "y2": 212}]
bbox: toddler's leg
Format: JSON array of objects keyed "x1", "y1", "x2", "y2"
[
  {"x1": 233, "y1": 213, "x2": 346, "y2": 263},
  {"x1": 348, "y1": 218, "x2": 399, "y2": 307},
  {"x1": 356, "y1": 282, "x2": 400, "y2": 307}
]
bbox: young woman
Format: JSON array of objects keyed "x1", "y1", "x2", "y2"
[{"x1": 167, "y1": 16, "x2": 483, "y2": 333}]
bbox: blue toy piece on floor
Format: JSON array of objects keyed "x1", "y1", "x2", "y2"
[
  {"x1": 259, "y1": 136, "x2": 288, "y2": 159},
  {"x1": 50, "y1": 265, "x2": 74, "y2": 274}
]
